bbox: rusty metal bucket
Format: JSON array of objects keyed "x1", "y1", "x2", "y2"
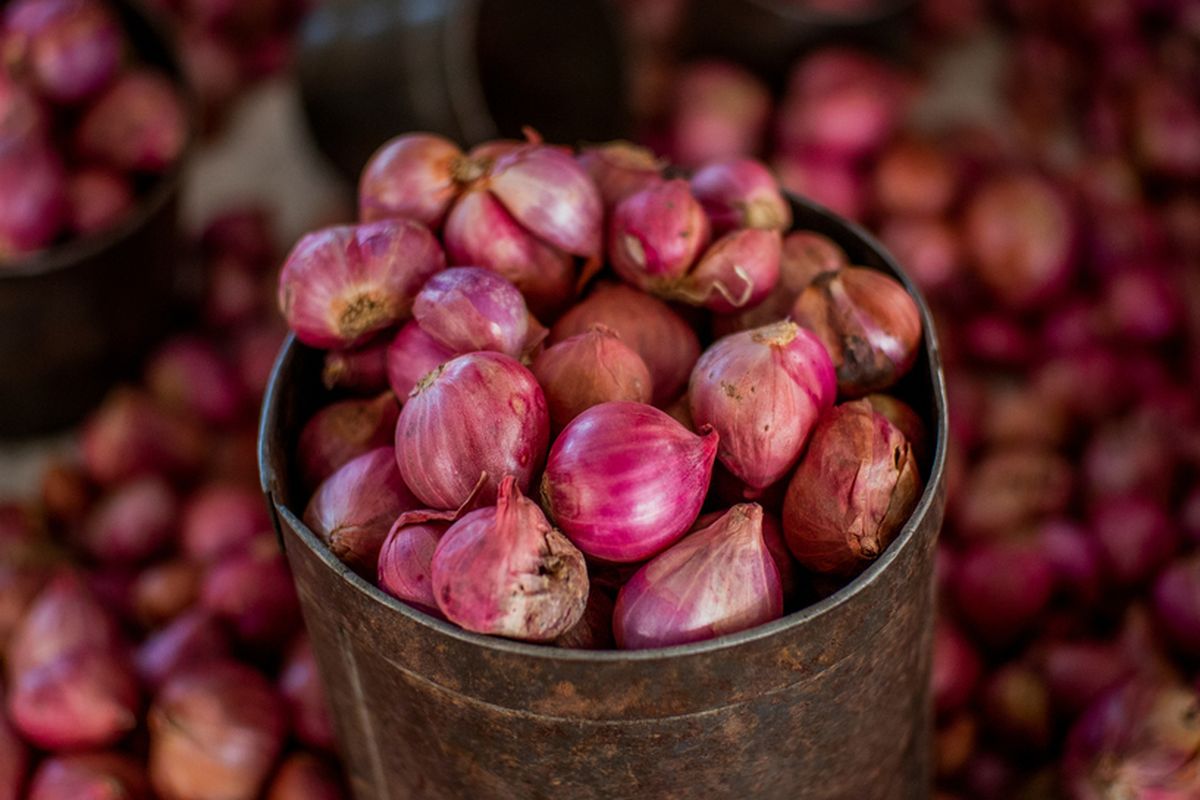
[{"x1": 259, "y1": 195, "x2": 947, "y2": 800}]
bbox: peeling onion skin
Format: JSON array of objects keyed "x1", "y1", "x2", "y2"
[
  {"x1": 690, "y1": 321, "x2": 836, "y2": 492},
  {"x1": 358, "y1": 133, "x2": 465, "y2": 228},
  {"x1": 791, "y1": 266, "x2": 923, "y2": 397},
  {"x1": 614, "y1": 504, "x2": 783, "y2": 650},
  {"x1": 541, "y1": 401, "x2": 719, "y2": 563},
  {"x1": 609, "y1": 179, "x2": 711, "y2": 293},
  {"x1": 668, "y1": 228, "x2": 782, "y2": 313},
  {"x1": 277, "y1": 219, "x2": 446, "y2": 350},
  {"x1": 395, "y1": 351, "x2": 550, "y2": 510},
  {"x1": 303, "y1": 447, "x2": 421, "y2": 576},
  {"x1": 377, "y1": 520, "x2": 447, "y2": 617},
  {"x1": 550, "y1": 282, "x2": 701, "y2": 405},
  {"x1": 431, "y1": 476, "x2": 588, "y2": 641},
  {"x1": 783, "y1": 399, "x2": 922, "y2": 577},
  {"x1": 576, "y1": 141, "x2": 663, "y2": 208}
]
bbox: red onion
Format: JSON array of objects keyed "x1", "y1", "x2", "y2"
[
  {"x1": 963, "y1": 173, "x2": 1076, "y2": 308},
  {"x1": 1182, "y1": 486, "x2": 1200, "y2": 545},
  {"x1": 664, "y1": 392, "x2": 694, "y2": 430},
  {"x1": 82, "y1": 476, "x2": 177, "y2": 563},
  {"x1": 935, "y1": 714, "x2": 977, "y2": 782},
  {"x1": 1040, "y1": 640, "x2": 1134, "y2": 716},
  {"x1": 550, "y1": 282, "x2": 701, "y2": 405},
  {"x1": 39, "y1": 460, "x2": 92, "y2": 528},
  {"x1": 7, "y1": 571, "x2": 120, "y2": 677},
  {"x1": 531, "y1": 325, "x2": 653, "y2": 432},
  {"x1": 181, "y1": 482, "x2": 272, "y2": 562},
  {"x1": 296, "y1": 391, "x2": 399, "y2": 490},
  {"x1": 1091, "y1": 495, "x2": 1176, "y2": 587},
  {"x1": 277, "y1": 219, "x2": 446, "y2": 349},
  {"x1": 669, "y1": 228, "x2": 782, "y2": 313},
  {"x1": 146, "y1": 335, "x2": 246, "y2": 427},
  {"x1": 85, "y1": 568, "x2": 135, "y2": 625},
  {"x1": 953, "y1": 540, "x2": 1054, "y2": 647},
  {"x1": 412, "y1": 266, "x2": 544, "y2": 358},
  {"x1": 442, "y1": 186, "x2": 575, "y2": 320},
  {"x1": 864, "y1": 393, "x2": 930, "y2": 465},
  {"x1": 542, "y1": 401, "x2": 718, "y2": 562},
  {"x1": 1083, "y1": 413, "x2": 1175, "y2": 500},
  {"x1": 3, "y1": 0, "x2": 122, "y2": 103},
  {"x1": 232, "y1": 321, "x2": 286, "y2": 399},
  {"x1": 791, "y1": 266, "x2": 923, "y2": 397},
  {"x1": 201, "y1": 207, "x2": 275, "y2": 265},
  {"x1": 395, "y1": 351, "x2": 549, "y2": 509},
  {"x1": 783, "y1": 399, "x2": 921, "y2": 576},
  {"x1": 358, "y1": 132, "x2": 465, "y2": 228},
  {"x1": 8, "y1": 646, "x2": 140, "y2": 750},
  {"x1": 385, "y1": 321, "x2": 456, "y2": 399},
  {"x1": 614, "y1": 504, "x2": 782, "y2": 649},
  {"x1": 1102, "y1": 266, "x2": 1182, "y2": 343},
  {"x1": 65, "y1": 166, "x2": 133, "y2": 237},
  {"x1": 0, "y1": 565, "x2": 45, "y2": 653},
  {"x1": 132, "y1": 559, "x2": 202, "y2": 628},
  {"x1": 80, "y1": 388, "x2": 205, "y2": 485},
  {"x1": 0, "y1": 704, "x2": 27, "y2": 800},
  {"x1": 267, "y1": 754, "x2": 345, "y2": 800},
  {"x1": 200, "y1": 537, "x2": 300, "y2": 650},
  {"x1": 134, "y1": 610, "x2": 230, "y2": 690},
  {"x1": 149, "y1": 661, "x2": 287, "y2": 800},
  {"x1": 179, "y1": 28, "x2": 241, "y2": 126},
  {"x1": 978, "y1": 382, "x2": 1068, "y2": 449},
  {"x1": 280, "y1": 634, "x2": 335, "y2": 750},
  {"x1": 0, "y1": 143, "x2": 65, "y2": 257},
  {"x1": 961, "y1": 751, "x2": 1018, "y2": 800},
  {"x1": 1152, "y1": 556, "x2": 1200, "y2": 657},
  {"x1": 690, "y1": 321, "x2": 835, "y2": 492},
  {"x1": 1038, "y1": 519, "x2": 1103, "y2": 603},
  {"x1": 953, "y1": 446, "x2": 1073, "y2": 539},
  {"x1": 75, "y1": 70, "x2": 186, "y2": 172},
  {"x1": 28, "y1": 753, "x2": 148, "y2": 800},
  {"x1": 873, "y1": 137, "x2": 958, "y2": 216},
  {"x1": 303, "y1": 447, "x2": 420, "y2": 574},
  {"x1": 431, "y1": 476, "x2": 588, "y2": 641},
  {"x1": 553, "y1": 588, "x2": 616, "y2": 650},
  {"x1": 0, "y1": 73, "x2": 45, "y2": 154},
  {"x1": 1063, "y1": 680, "x2": 1200, "y2": 799},
  {"x1": 962, "y1": 314, "x2": 1033, "y2": 367},
  {"x1": 690, "y1": 157, "x2": 792, "y2": 235},
  {"x1": 773, "y1": 148, "x2": 866, "y2": 222},
  {"x1": 933, "y1": 619, "x2": 982, "y2": 718},
  {"x1": 981, "y1": 663, "x2": 1051, "y2": 752},
  {"x1": 1033, "y1": 348, "x2": 1128, "y2": 424},
  {"x1": 668, "y1": 61, "x2": 771, "y2": 167},
  {"x1": 693, "y1": 509, "x2": 798, "y2": 603},
  {"x1": 322, "y1": 336, "x2": 390, "y2": 393},
  {"x1": 608, "y1": 179, "x2": 711, "y2": 293},
  {"x1": 1131, "y1": 75, "x2": 1200, "y2": 179},
  {"x1": 377, "y1": 520, "x2": 446, "y2": 616},
  {"x1": 485, "y1": 139, "x2": 603, "y2": 259},
  {"x1": 576, "y1": 141, "x2": 663, "y2": 207}
]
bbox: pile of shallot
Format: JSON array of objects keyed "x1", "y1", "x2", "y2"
[
  {"x1": 0, "y1": 0, "x2": 189, "y2": 261},
  {"x1": 0, "y1": 207, "x2": 347, "y2": 799},
  {"x1": 278, "y1": 131, "x2": 929, "y2": 649}
]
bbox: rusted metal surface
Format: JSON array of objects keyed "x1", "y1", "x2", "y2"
[{"x1": 260, "y1": 196, "x2": 948, "y2": 800}]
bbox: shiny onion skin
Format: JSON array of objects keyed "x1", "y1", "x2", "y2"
[
  {"x1": 431, "y1": 476, "x2": 588, "y2": 641},
  {"x1": 609, "y1": 179, "x2": 711, "y2": 293},
  {"x1": 412, "y1": 266, "x2": 542, "y2": 358},
  {"x1": 303, "y1": 447, "x2": 421, "y2": 575},
  {"x1": 395, "y1": 351, "x2": 549, "y2": 510},
  {"x1": 670, "y1": 228, "x2": 782, "y2": 313},
  {"x1": 614, "y1": 504, "x2": 783, "y2": 650},
  {"x1": 783, "y1": 399, "x2": 922, "y2": 576},
  {"x1": 689, "y1": 157, "x2": 792, "y2": 235},
  {"x1": 541, "y1": 401, "x2": 718, "y2": 563},
  {"x1": 277, "y1": 219, "x2": 445, "y2": 349},
  {"x1": 550, "y1": 282, "x2": 701, "y2": 405},
  {"x1": 531, "y1": 325, "x2": 653, "y2": 432},
  {"x1": 377, "y1": 520, "x2": 446, "y2": 617},
  {"x1": 690, "y1": 321, "x2": 836, "y2": 491},
  {"x1": 385, "y1": 321, "x2": 456, "y2": 400},
  {"x1": 358, "y1": 132, "x2": 465, "y2": 228}
]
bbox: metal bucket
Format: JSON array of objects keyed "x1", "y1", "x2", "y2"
[{"x1": 259, "y1": 195, "x2": 947, "y2": 800}]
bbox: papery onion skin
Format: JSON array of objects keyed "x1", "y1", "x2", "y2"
[
  {"x1": 148, "y1": 661, "x2": 287, "y2": 800},
  {"x1": 431, "y1": 476, "x2": 588, "y2": 641},
  {"x1": 614, "y1": 504, "x2": 783, "y2": 650},
  {"x1": 690, "y1": 157, "x2": 792, "y2": 235},
  {"x1": 791, "y1": 266, "x2": 923, "y2": 397},
  {"x1": 385, "y1": 321, "x2": 457, "y2": 400},
  {"x1": 377, "y1": 520, "x2": 447, "y2": 616},
  {"x1": 671, "y1": 228, "x2": 782, "y2": 313},
  {"x1": 296, "y1": 392, "x2": 399, "y2": 491},
  {"x1": 576, "y1": 141, "x2": 663, "y2": 208},
  {"x1": 609, "y1": 179, "x2": 711, "y2": 292},
  {"x1": 277, "y1": 219, "x2": 446, "y2": 349},
  {"x1": 783, "y1": 399, "x2": 922, "y2": 576},
  {"x1": 690, "y1": 321, "x2": 835, "y2": 491},
  {"x1": 303, "y1": 447, "x2": 421, "y2": 575},
  {"x1": 358, "y1": 133, "x2": 465, "y2": 228},
  {"x1": 541, "y1": 401, "x2": 718, "y2": 563},
  {"x1": 413, "y1": 266, "x2": 538, "y2": 358},
  {"x1": 550, "y1": 282, "x2": 701, "y2": 405},
  {"x1": 28, "y1": 753, "x2": 148, "y2": 800},
  {"x1": 693, "y1": 509, "x2": 798, "y2": 603},
  {"x1": 553, "y1": 588, "x2": 616, "y2": 650},
  {"x1": 322, "y1": 337, "x2": 390, "y2": 394},
  {"x1": 532, "y1": 325, "x2": 653, "y2": 432},
  {"x1": 442, "y1": 187, "x2": 575, "y2": 320},
  {"x1": 865, "y1": 393, "x2": 930, "y2": 466},
  {"x1": 395, "y1": 351, "x2": 549, "y2": 510},
  {"x1": 488, "y1": 143, "x2": 603, "y2": 258}
]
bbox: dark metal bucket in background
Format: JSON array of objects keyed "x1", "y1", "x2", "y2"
[
  {"x1": 0, "y1": 0, "x2": 196, "y2": 439},
  {"x1": 296, "y1": 0, "x2": 630, "y2": 183},
  {"x1": 259, "y1": 196, "x2": 948, "y2": 800}
]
